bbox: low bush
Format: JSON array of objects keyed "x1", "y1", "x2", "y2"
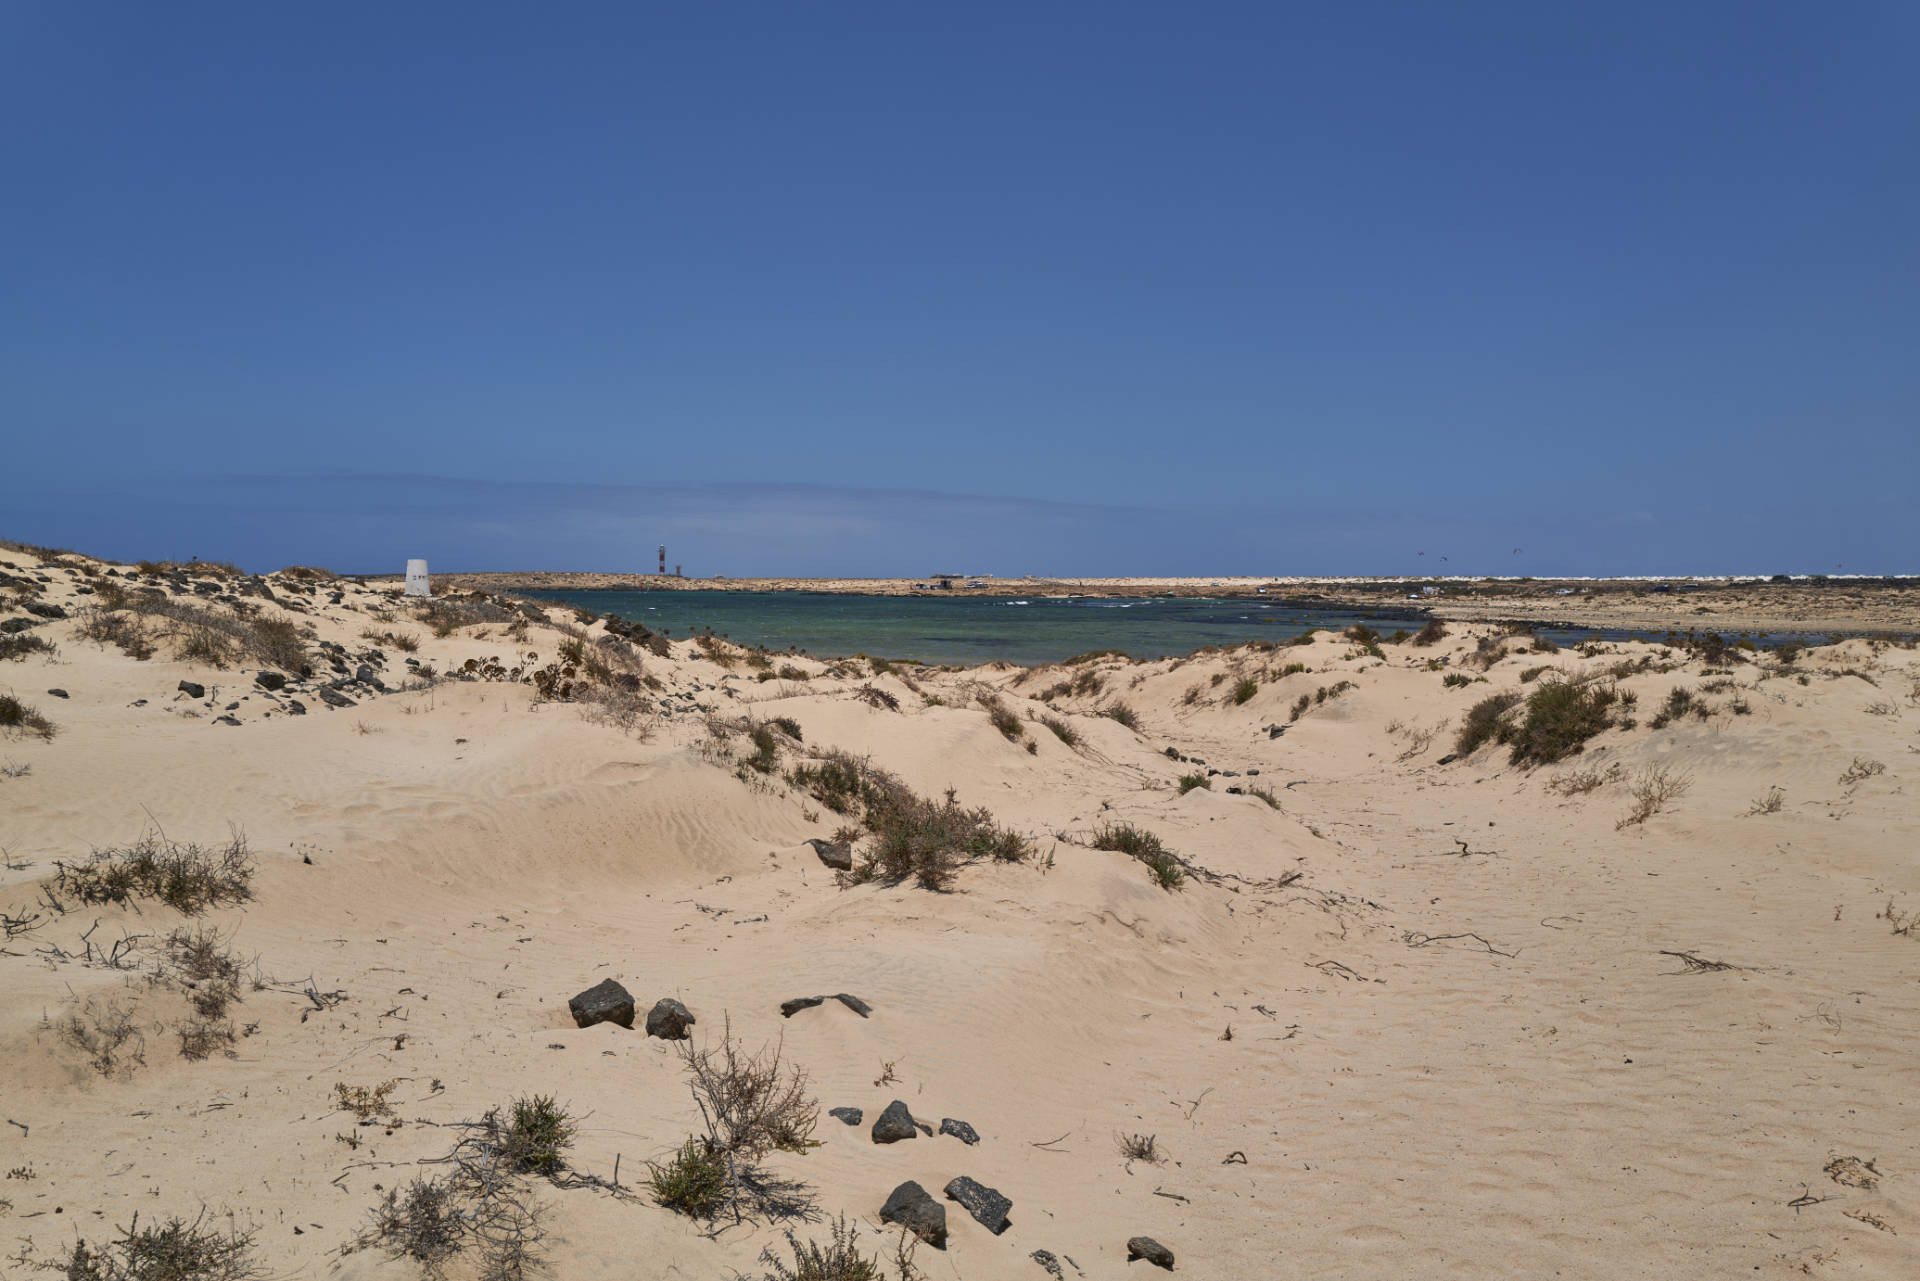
[
  {"x1": 1090, "y1": 821, "x2": 1184, "y2": 891},
  {"x1": 1442, "y1": 672, "x2": 1472, "y2": 688},
  {"x1": 66, "y1": 1211, "x2": 258, "y2": 1281},
  {"x1": 1230, "y1": 676, "x2": 1258, "y2": 705},
  {"x1": 1454, "y1": 692, "x2": 1521, "y2": 756},
  {"x1": 1648, "y1": 686, "x2": 1708, "y2": 729},
  {"x1": 1177, "y1": 773, "x2": 1210, "y2": 795},
  {"x1": 1616, "y1": 764, "x2": 1692, "y2": 830},
  {"x1": 979, "y1": 694, "x2": 1024, "y2": 741},
  {"x1": 0, "y1": 632, "x2": 55, "y2": 662},
  {"x1": 53, "y1": 832, "x2": 254, "y2": 914},
  {"x1": 1040, "y1": 714, "x2": 1079, "y2": 746},
  {"x1": 857, "y1": 787, "x2": 1030, "y2": 890},
  {"x1": 1411, "y1": 619, "x2": 1447, "y2": 646},
  {"x1": 759, "y1": 1214, "x2": 904, "y2": 1281},
  {"x1": 1501, "y1": 678, "x2": 1618, "y2": 765},
  {"x1": 0, "y1": 693, "x2": 55, "y2": 740},
  {"x1": 503, "y1": 1095, "x2": 575, "y2": 1176},
  {"x1": 649, "y1": 1137, "x2": 730, "y2": 1217},
  {"x1": 1102, "y1": 701, "x2": 1141, "y2": 731}
]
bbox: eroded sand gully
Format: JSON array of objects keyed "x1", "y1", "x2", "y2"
[{"x1": 2, "y1": 551, "x2": 1915, "y2": 1279}]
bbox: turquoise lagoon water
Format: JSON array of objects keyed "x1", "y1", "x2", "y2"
[{"x1": 518, "y1": 589, "x2": 1435, "y2": 666}]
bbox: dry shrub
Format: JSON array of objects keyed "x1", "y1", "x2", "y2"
[
  {"x1": 349, "y1": 1095, "x2": 572, "y2": 1281},
  {"x1": 0, "y1": 632, "x2": 56, "y2": 662},
  {"x1": 663, "y1": 1015, "x2": 818, "y2": 1223},
  {"x1": 54, "y1": 831, "x2": 254, "y2": 914},
  {"x1": 1839, "y1": 756, "x2": 1885, "y2": 787},
  {"x1": 760, "y1": 1214, "x2": 914, "y2": 1281},
  {"x1": 1615, "y1": 764, "x2": 1692, "y2": 830},
  {"x1": 67, "y1": 1210, "x2": 260, "y2": 1281},
  {"x1": 1745, "y1": 787, "x2": 1785, "y2": 816},
  {"x1": 1546, "y1": 762, "x2": 1624, "y2": 796},
  {"x1": 61, "y1": 997, "x2": 147, "y2": 1078},
  {"x1": 1411, "y1": 619, "x2": 1447, "y2": 646},
  {"x1": 0, "y1": 693, "x2": 55, "y2": 740}
]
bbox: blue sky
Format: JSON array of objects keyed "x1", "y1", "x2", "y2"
[{"x1": 4, "y1": 3, "x2": 1915, "y2": 576}]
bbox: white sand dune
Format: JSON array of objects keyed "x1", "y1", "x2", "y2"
[{"x1": 1, "y1": 550, "x2": 1914, "y2": 1279}]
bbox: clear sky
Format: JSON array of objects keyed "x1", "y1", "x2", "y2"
[{"x1": 4, "y1": 2, "x2": 1915, "y2": 577}]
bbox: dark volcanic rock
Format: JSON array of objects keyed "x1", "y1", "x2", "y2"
[
  {"x1": 213, "y1": 715, "x2": 241, "y2": 726},
  {"x1": 780, "y1": 992, "x2": 871, "y2": 1019},
  {"x1": 827, "y1": 1107, "x2": 863, "y2": 1126},
  {"x1": 879, "y1": 1181, "x2": 947, "y2": 1248},
  {"x1": 286, "y1": 700, "x2": 306, "y2": 715},
  {"x1": 567, "y1": 978, "x2": 635, "y2": 1030},
  {"x1": 1031, "y1": 1250, "x2": 1066, "y2": 1279},
  {"x1": 255, "y1": 671, "x2": 287, "y2": 691},
  {"x1": 939, "y1": 1118, "x2": 980, "y2": 1145},
  {"x1": 871, "y1": 1100, "x2": 919, "y2": 1144},
  {"x1": 318, "y1": 687, "x2": 355, "y2": 708},
  {"x1": 644, "y1": 997, "x2": 696, "y2": 1040},
  {"x1": 1127, "y1": 1237, "x2": 1175, "y2": 1269},
  {"x1": 25, "y1": 602, "x2": 66, "y2": 619},
  {"x1": 45, "y1": 689, "x2": 68, "y2": 699},
  {"x1": 0, "y1": 618, "x2": 37, "y2": 634},
  {"x1": 943, "y1": 1176, "x2": 1011, "y2": 1235},
  {"x1": 177, "y1": 681, "x2": 206, "y2": 699},
  {"x1": 805, "y1": 838, "x2": 853, "y2": 870}
]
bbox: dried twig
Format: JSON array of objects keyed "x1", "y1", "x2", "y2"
[
  {"x1": 1657, "y1": 950, "x2": 1747, "y2": 975},
  {"x1": 1403, "y1": 931, "x2": 1517, "y2": 958}
]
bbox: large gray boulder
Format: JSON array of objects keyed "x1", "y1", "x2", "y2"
[
  {"x1": 879, "y1": 1181, "x2": 947, "y2": 1248},
  {"x1": 644, "y1": 997, "x2": 695, "y2": 1040},
  {"x1": 567, "y1": 978, "x2": 635, "y2": 1029},
  {"x1": 871, "y1": 1099, "x2": 919, "y2": 1144},
  {"x1": 943, "y1": 1176, "x2": 1011, "y2": 1234}
]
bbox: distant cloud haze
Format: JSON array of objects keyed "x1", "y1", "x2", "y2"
[{"x1": 9, "y1": 471, "x2": 1909, "y2": 579}]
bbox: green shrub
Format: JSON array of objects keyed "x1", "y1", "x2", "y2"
[
  {"x1": 504, "y1": 1095, "x2": 575, "y2": 1175},
  {"x1": 1501, "y1": 678, "x2": 1617, "y2": 765},
  {"x1": 979, "y1": 694, "x2": 1024, "y2": 741},
  {"x1": 769, "y1": 716, "x2": 803, "y2": 740},
  {"x1": 1411, "y1": 619, "x2": 1447, "y2": 646},
  {"x1": 1102, "y1": 701, "x2": 1141, "y2": 731},
  {"x1": 1442, "y1": 672, "x2": 1472, "y2": 688},
  {"x1": 649, "y1": 1137, "x2": 730, "y2": 1216},
  {"x1": 1649, "y1": 686, "x2": 1708, "y2": 729},
  {"x1": 1454, "y1": 692, "x2": 1522, "y2": 756},
  {"x1": 1278, "y1": 661, "x2": 1308, "y2": 677},
  {"x1": 1230, "y1": 676, "x2": 1258, "y2": 705},
  {"x1": 858, "y1": 787, "x2": 1030, "y2": 889},
  {"x1": 1091, "y1": 821, "x2": 1166, "y2": 859},
  {"x1": 1177, "y1": 773, "x2": 1210, "y2": 795},
  {"x1": 1040, "y1": 715, "x2": 1079, "y2": 746}
]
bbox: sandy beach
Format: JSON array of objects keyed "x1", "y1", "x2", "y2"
[{"x1": 3, "y1": 545, "x2": 1916, "y2": 1279}]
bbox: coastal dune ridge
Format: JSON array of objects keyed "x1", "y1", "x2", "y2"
[{"x1": 2, "y1": 540, "x2": 1915, "y2": 1278}]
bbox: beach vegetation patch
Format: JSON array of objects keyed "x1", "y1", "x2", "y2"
[
  {"x1": 0, "y1": 693, "x2": 55, "y2": 740},
  {"x1": 53, "y1": 830, "x2": 254, "y2": 914}
]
